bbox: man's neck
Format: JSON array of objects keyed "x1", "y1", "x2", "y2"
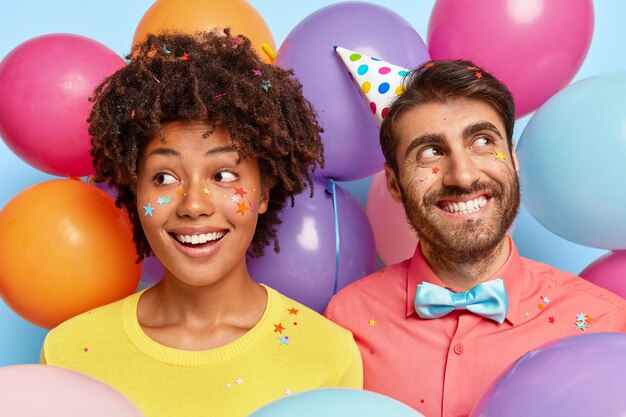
[{"x1": 420, "y1": 238, "x2": 511, "y2": 291}]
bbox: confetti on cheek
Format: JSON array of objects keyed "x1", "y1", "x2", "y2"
[
  {"x1": 176, "y1": 187, "x2": 184, "y2": 196},
  {"x1": 419, "y1": 177, "x2": 428, "y2": 182},
  {"x1": 236, "y1": 202, "x2": 249, "y2": 215},
  {"x1": 203, "y1": 187, "x2": 210, "y2": 196},
  {"x1": 495, "y1": 151, "x2": 507, "y2": 161},
  {"x1": 230, "y1": 195, "x2": 242, "y2": 203},
  {"x1": 234, "y1": 187, "x2": 247, "y2": 198},
  {"x1": 157, "y1": 197, "x2": 170, "y2": 205},
  {"x1": 143, "y1": 203, "x2": 155, "y2": 217},
  {"x1": 248, "y1": 201, "x2": 255, "y2": 213},
  {"x1": 432, "y1": 166, "x2": 440, "y2": 174}
]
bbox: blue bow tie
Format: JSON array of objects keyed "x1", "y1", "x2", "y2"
[{"x1": 414, "y1": 279, "x2": 508, "y2": 324}]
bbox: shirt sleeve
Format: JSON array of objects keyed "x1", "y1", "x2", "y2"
[{"x1": 333, "y1": 334, "x2": 364, "y2": 389}]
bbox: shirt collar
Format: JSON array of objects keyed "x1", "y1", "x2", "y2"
[{"x1": 405, "y1": 236, "x2": 524, "y2": 325}]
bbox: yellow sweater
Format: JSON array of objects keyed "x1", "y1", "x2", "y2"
[{"x1": 42, "y1": 286, "x2": 362, "y2": 417}]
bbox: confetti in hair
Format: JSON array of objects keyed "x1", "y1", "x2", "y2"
[
  {"x1": 231, "y1": 36, "x2": 244, "y2": 49},
  {"x1": 261, "y1": 43, "x2": 276, "y2": 61},
  {"x1": 162, "y1": 44, "x2": 172, "y2": 54},
  {"x1": 252, "y1": 69, "x2": 262, "y2": 77},
  {"x1": 261, "y1": 79, "x2": 272, "y2": 91},
  {"x1": 214, "y1": 93, "x2": 228, "y2": 99},
  {"x1": 180, "y1": 52, "x2": 190, "y2": 61},
  {"x1": 152, "y1": 73, "x2": 160, "y2": 84}
]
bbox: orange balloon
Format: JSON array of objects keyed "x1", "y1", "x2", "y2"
[
  {"x1": 132, "y1": 0, "x2": 276, "y2": 63},
  {"x1": 0, "y1": 179, "x2": 141, "y2": 329}
]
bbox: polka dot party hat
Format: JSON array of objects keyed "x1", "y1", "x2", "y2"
[{"x1": 334, "y1": 45, "x2": 409, "y2": 127}]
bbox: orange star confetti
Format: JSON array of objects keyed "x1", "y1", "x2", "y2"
[
  {"x1": 432, "y1": 166, "x2": 440, "y2": 174},
  {"x1": 236, "y1": 202, "x2": 248, "y2": 215},
  {"x1": 495, "y1": 151, "x2": 507, "y2": 161},
  {"x1": 176, "y1": 187, "x2": 184, "y2": 196},
  {"x1": 424, "y1": 62, "x2": 435, "y2": 69},
  {"x1": 475, "y1": 71, "x2": 483, "y2": 79},
  {"x1": 234, "y1": 187, "x2": 247, "y2": 198},
  {"x1": 288, "y1": 307, "x2": 299, "y2": 315},
  {"x1": 467, "y1": 66, "x2": 478, "y2": 70},
  {"x1": 273, "y1": 323, "x2": 285, "y2": 334},
  {"x1": 538, "y1": 303, "x2": 545, "y2": 310},
  {"x1": 369, "y1": 319, "x2": 376, "y2": 327}
]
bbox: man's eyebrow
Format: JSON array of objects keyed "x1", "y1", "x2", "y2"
[
  {"x1": 405, "y1": 134, "x2": 446, "y2": 158},
  {"x1": 463, "y1": 122, "x2": 504, "y2": 140}
]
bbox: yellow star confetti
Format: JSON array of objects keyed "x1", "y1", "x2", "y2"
[
  {"x1": 369, "y1": 319, "x2": 376, "y2": 327},
  {"x1": 495, "y1": 151, "x2": 507, "y2": 161},
  {"x1": 203, "y1": 187, "x2": 210, "y2": 195}
]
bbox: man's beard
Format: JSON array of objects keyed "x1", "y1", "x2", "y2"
[{"x1": 399, "y1": 170, "x2": 520, "y2": 264}]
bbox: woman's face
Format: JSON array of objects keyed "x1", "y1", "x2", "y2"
[{"x1": 135, "y1": 121, "x2": 269, "y2": 287}]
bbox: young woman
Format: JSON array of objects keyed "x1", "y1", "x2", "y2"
[{"x1": 42, "y1": 30, "x2": 362, "y2": 417}]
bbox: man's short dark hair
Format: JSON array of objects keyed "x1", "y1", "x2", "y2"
[{"x1": 380, "y1": 60, "x2": 515, "y2": 173}]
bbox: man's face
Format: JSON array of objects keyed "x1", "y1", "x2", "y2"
[{"x1": 385, "y1": 98, "x2": 520, "y2": 263}]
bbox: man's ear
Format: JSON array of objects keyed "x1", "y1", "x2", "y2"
[
  {"x1": 511, "y1": 145, "x2": 519, "y2": 173},
  {"x1": 384, "y1": 163, "x2": 403, "y2": 203}
]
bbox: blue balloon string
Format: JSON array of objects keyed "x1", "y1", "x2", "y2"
[{"x1": 326, "y1": 179, "x2": 340, "y2": 295}]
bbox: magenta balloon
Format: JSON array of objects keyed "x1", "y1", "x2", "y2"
[
  {"x1": 470, "y1": 333, "x2": 626, "y2": 417},
  {"x1": 0, "y1": 34, "x2": 125, "y2": 177},
  {"x1": 276, "y1": 2, "x2": 430, "y2": 181},
  {"x1": 248, "y1": 177, "x2": 376, "y2": 313},
  {"x1": 428, "y1": 0, "x2": 593, "y2": 118},
  {"x1": 580, "y1": 251, "x2": 626, "y2": 298},
  {"x1": 0, "y1": 365, "x2": 145, "y2": 416}
]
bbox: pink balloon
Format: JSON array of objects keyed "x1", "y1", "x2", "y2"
[
  {"x1": 0, "y1": 34, "x2": 125, "y2": 177},
  {"x1": 366, "y1": 171, "x2": 417, "y2": 266},
  {"x1": 0, "y1": 365, "x2": 145, "y2": 416},
  {"x1": 428, "y1": 0, "x2": 593, "y2": 118},
  {"x1": 580, "y1": 250, "x2": 626, "y2": 298}
]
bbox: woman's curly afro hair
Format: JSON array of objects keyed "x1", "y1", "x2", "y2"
[{"x1": 88, "y1": 29, "x2": 324, "y2": 261}]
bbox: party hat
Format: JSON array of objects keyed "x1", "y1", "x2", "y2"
[{"x1": 334, "y1": 45, "x2": 410, "y2": 127}]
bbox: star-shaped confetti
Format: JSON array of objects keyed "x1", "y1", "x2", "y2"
[
  {"x1": 231, "y1": 36, "x2": 244, "y2": 49},
  {"x1": 176, "y1": 187, "x2": 184, "y2": 196},
  {"x1": 203, "y1": 187, "x2": 210, "y2": 195},
  {"x1": 548, "y1": 316, "x2": 555, "y2": 324},
  {"x1": 230, "y1": 195, "x2": 242, "y2": 203},
  {"x1": 576, "y1": 321, "x2": 588, "y2": 331},
  {"x1": 284, "y1": 388, "x2": 292, "y2": 396},
  {"x1": 279, "y1": 335, "x2": 289, "y2": 345},
  {"x1": 261, "y1": 79, "x2": 272, "y2": 91},
  {"x1": 162, "y1": 44, "x2": 172, "y2": 54},
  {"x1": 432, "y1": 166, "x2": 440, "y2": 174},
  {"x1": 143, "y1": 203, "x2": 155, "y2": 216},
  {"x1": 236, "y1": 202, "x2": 248, "y2": 215},
  {"x1": 369, "y1": 319, "x2": 376, "y2": 327},
  {"x1": 420, "y1": 399, "x2": 425, "y2": 404},
  {"x1": 234, "y1": 187, "x2": 247, "y2": 198},
  {"x1": 542, "y1": 296, "x2": 550, "y2": 304},
  {"x1": 181, "y1": 52, "x2": 190, "y2": 61},
  {"x1": 157, "y1": 197, "x2": 170, "y2": 205},
  {"x1": 575, "y1": 313, "x2": 588, "y2": 323},
  {"x1": 495, "y1": 151, "x2": 507, "y2": 161},
  {"x1": 475, "y1": 71, "x2": 483, "y2": 79},
  {"x1": 288, "y1": 307, "x2": 299, "y2": 315},
  {"x1": 274, "y1": 323, "x2": 285, "y2": 334},
  {"x1": 236, "y1": 378, "x2": 243, "y2": 385},
  {"x1": 252, "y1": 69, "x2": 262, "y2": 77},
  {"x1": 538, "y1": 303, "x2": 544, "y2": 310}
]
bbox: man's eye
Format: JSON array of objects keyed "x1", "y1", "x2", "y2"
[
  {"x1": 215, "y1": 171, "x2": 238, "y2": 183},
  {"x1": 155, "y1": 173, "x2": 177, "y2": 185},
  {"x1": 418, "y1": 146, "x2": 442, "y2": 160},
  {"x1": 474, "y1": 136, "x2": 491, "y2": 147}
]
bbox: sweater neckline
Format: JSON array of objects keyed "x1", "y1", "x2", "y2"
[{"x1": 122, "y1": 284, "x2": 281, "y2": 366}]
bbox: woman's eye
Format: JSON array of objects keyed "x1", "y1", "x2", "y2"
[
  {"x1": 215, "y1": 171, "x2": 238, "y2": 183},
  {"x1": 155, "y1": 173, "x2": 177, "y2": 185}
]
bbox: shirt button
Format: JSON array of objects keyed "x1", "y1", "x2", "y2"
[{"x1": 453, "y1": 343, "x2": 464, "y2": 355}]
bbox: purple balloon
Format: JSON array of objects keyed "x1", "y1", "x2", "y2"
[
  {"x1": 276, "y1": 2, "x2": 430, "y2": 181},
  {"x1": 471, "y1": 333, "x2": 626, "y2": 417},
  {"x1": 580, "y1": 251, "x2": 626, "y2": 298},
  {"x1": 249, "y1": 177, "x2": 376, "y2": 313}
]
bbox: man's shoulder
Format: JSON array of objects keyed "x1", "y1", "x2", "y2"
[
  {"x1": 334, "y1": 259, "x2": 410, "y2": 302},
  {"x1": 522, "y1": 257, "x2": 626, "y2": 309}
]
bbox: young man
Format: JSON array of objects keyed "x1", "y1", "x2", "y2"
[{"x1": 325, "y1": 60, "x2": 626, "y2": 417}]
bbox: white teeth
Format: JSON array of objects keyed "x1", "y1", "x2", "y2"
[
  {"x1": 441, "y1": 197, "x2": 487, "y2": 215},
  {"x1": 176, "y1": 232, "x2": 226, "y2": 245}
]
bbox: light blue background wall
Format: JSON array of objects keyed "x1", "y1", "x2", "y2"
[{"x1": 1, "y1": 0, "x2": 624, "y2": 365}]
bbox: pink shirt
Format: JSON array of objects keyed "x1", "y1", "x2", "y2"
[{"x1": 325, "y1": 239, "x2": 626, "y2": 417}]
